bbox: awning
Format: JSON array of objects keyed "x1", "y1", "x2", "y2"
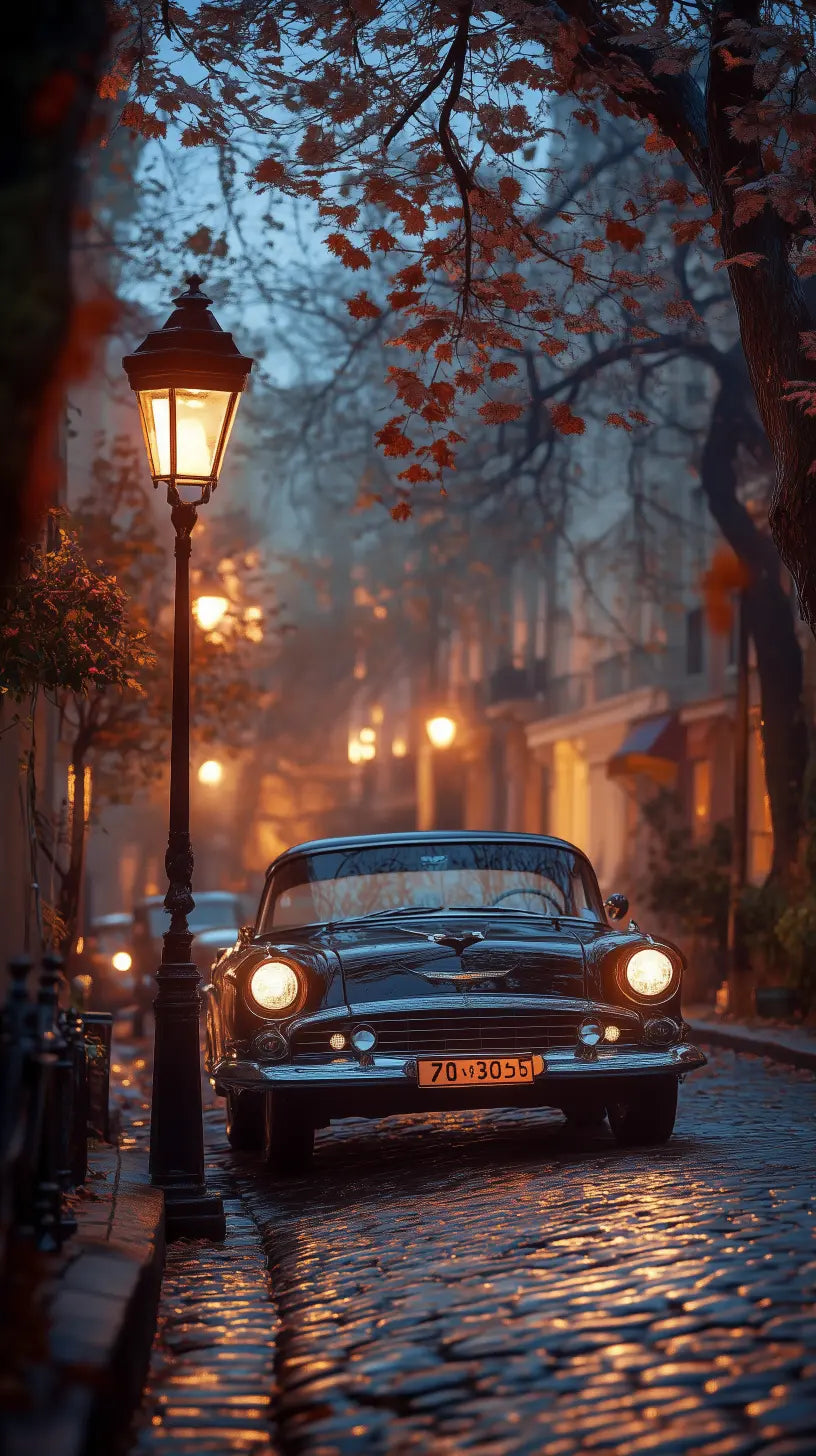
[{"x1": 607, "y1": 713, "x2": 681, "y2": 787}]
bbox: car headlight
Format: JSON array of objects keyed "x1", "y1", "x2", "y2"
[
  {"x1": 112, "y1": 951, "x2": 132, "y2": 972},
  {"x1": 624, "y1": 948, "x2": 675, "y2": 998},
  {"x1": 247, "y1": 959, "x2": 302, "y2": 1014}
]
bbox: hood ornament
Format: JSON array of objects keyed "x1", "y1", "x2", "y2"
[{"x1": 428, "y1": 930, "x2": 485, "y2": 954}]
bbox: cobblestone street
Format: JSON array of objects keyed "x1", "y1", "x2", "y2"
[{"x1": 130, "y1": 1047, "x2": 816, "y2": 1455}]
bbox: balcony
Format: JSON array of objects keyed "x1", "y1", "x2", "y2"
[{"x1": 487, "y1": 658, "x2": 548, "y2": 706}]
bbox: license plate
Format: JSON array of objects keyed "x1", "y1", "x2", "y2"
[{"x1": 417, "y1": 1054, "x2": 545, "y2": 1087}]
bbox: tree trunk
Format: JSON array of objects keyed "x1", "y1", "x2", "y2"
[
  {"x1": 57, "y1": 752, "x2": 89, "y2": 962},
  {"x1": 0, "y1": 3, "x2": 108, "y2": 579},
  {"x1": 699, "y1": 357, "x2": 808, "y2": 882}
]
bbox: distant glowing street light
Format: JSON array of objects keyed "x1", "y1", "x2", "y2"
[
  {"x1": 359, "y1": 727, "x2": 376, "y2": 745},
  {"x1": 112, "y1": 951, "x2": 133, "y2": 973},
  {"x1": 193, "y1": 594, "x2": 230, "y2": 631},
  {"x1": 426, "y1": 714, "x2": 458, "y2": 750},
  {"x1": 391, "y1": 736, "x2": 408, "y2": 759},
  {"x1": 198, "y1": 759, "x2": 224, "y2": 786}
]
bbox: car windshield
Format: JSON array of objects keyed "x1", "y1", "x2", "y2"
[
  {"x1": 261, "y1": 841, "x2": 604, "y2": 930},
  {"x1": 146, "y1": 895, "x2": 242, "y2": 937}
]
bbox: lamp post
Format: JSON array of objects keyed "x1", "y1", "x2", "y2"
[{"x1": 123, "y1": 276, "x2": 252, "y2": 1240}]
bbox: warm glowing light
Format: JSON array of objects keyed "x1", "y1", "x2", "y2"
[
  {"x1": 139, "y1": 387, "x2": 236, "y2": 482},
  {"x1": 112, "y1": 951, "x2": 133, "y2": 972},
  {"x1": 67, "y1": 763, "x2": 92, "y2": 822},
  {"x1": 193, "y1": 594, "x2": 229, "y2": 631},
  {"x1": 359, "y1": 727, "x2": 376, "y2": 744},
  {"x1": 329, "y1": 1032, "x2": 347, "y2": 1051},
  {"x1": 348, "y1": 737, "x2": 363, "y2": 765},
  {"x1": 359, "y1": 742, "x2": 376, "y2": 761},
  {"x1": 370, "y1": 704, "x2": 384, "y2": 725},
  {"x1": 198, "y1": 759, "x2": 224, "y2": 786},
  {"x1": 249, "y1": 960, "x2": 301, "y2": 1012},
  {"x1": 391, "y1": 736, "x2": 408, "y2": 758},
  {"x1": 625, "y1": 948, "x2": 674, "y2": 997},
  {"x1": 75, "y1": 936, "x2": 85, "y2": 956},
  {"x1": 373, "y1": 604, "x2": 388, "y2": 619},
  {"x1": 244, "y1": 605, "x2": 262, "y2": 622},
  {"x1": 426, "y1": 714, "x2": 457, "y2": 749},
  {"x1": 604, "y1": 1024, "x2": 621, "y2": 1043}
]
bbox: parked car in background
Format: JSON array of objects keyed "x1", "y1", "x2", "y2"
[
  {"x1": 79, "y1": 912, "x2": 136, "y2": 1011},
  {"x1": 205, "y1": 831, "x2": 706, "y2": 1174},
  {"x1": 130, "y1": 891, "x2": 244, "y2": 1030}
]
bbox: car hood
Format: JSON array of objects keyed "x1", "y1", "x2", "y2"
[{"x1": 324, "y1": 914, "x2": 588, "y2": 1005}]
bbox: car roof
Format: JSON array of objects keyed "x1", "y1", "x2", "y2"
[{"x1": 265, "y1": 829, "x2": 592, "y2": 877}]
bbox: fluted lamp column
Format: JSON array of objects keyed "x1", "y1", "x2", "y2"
[{"x1": 123, "y1": 276, "x2": 253, "y2": 1240}]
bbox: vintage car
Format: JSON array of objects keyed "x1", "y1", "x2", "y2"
[{"x1": 204, "y1": 831, "x2": 706, "y2": 1172}]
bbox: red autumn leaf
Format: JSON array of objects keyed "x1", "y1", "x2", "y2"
[
  {"x1": 375, "y1": 418, "x2": 413, "y2": 457},
  {"x1": 489, "y1": 361, "x2": 518, "y2": 381},
  {"x1": 397, "y1": 464, "x2": 434, "y2": 483},
  {"x1": 253, "y1": 155, "x2": 288, "y2": 187},
  {"x1": 713, "y1": 252, "x2": 764, "y2": 271},
  {"x1": 391, "y1": 502, "x2": 413, "y2": 521},
  {"x1": 605, "y1": 218, "x2": 646, "y2": 252},
  {"x1": 498, "y1": 175, "x2": 522, "y2": 204},
  {"x1": 347, "y1": 291, "x2": 381, "y2": 319},
  {"x1": 430, "y1": 440, "x2": 456, "y2": 469},
  {"x1": 369, "y1": 227, "x2": 399, "y2": 252},
  {"x1": 478, "y1": 401, "x2": 525, "y2": 424},
  {"x1": 606, "y1": 413, "x2": 633, "y2": 430},
  {"x1": 550, "y1": 402, "x2": 586, "y2": 435},
  {"x1": 325, "y1": 233, "x2": 370, "y2": 270},
  {"x1": 671, "y1": 219, "x2": 706, "y2": 245},
  {"x1": 644, "y1": 130, "x2": 674, "y2": 154}
]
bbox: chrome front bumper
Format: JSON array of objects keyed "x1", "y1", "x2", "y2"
[{"x1": 213, "y1": 1042, "x2": 706, "y2": 1089}]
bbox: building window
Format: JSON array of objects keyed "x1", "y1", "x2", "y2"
[
  {"x1": 685, "y1": 607, "x2": 704, "y2": 676},
  {"x1": 691, "y1": 759, "x2": 711, "y2": 841}
]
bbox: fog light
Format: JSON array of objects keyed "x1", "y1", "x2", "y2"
[
  {"x1": 329, "y1": 1032, "x2": 347, "y2": 1051},
  {"x1": 603, "y1": 1024, "x2": 621, "y2": 1043},
  {"x1": 644, "y1": 1016, "x2": 681, "y2": 1045},
  {"x1": 577, "y1": 1019, "x2": 603, "y2": 1047},
  {"x1": 252, "y1": 1027, "x2": 288, "y2": 1060},
  {"x1": 351, "y1": 1026, "x2": 376, "y2": 1053}
]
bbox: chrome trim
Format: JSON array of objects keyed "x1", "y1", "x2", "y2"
[
  {"x1": 411, "y1": 967, "x2": 511, "y2": 982},
  {"x1": 212, "y1": 1042, "x2": 706, "y2": 1088},
  {"x1": 341, "y1": 994, "x2": 642, "y2": 1022}
]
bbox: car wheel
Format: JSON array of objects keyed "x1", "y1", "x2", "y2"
[
  {"x1": 263, "y1": 1096, "x2": 314, "y2": 1173},
  {"x1": 225, "y1": 1090, "x2": 264, "y2": 1150},
  {"x1": 608, "y1": 1077, "x2": 678, "y2": 1146}
]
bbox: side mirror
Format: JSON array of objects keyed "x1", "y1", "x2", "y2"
[{"x1": 604, "y1": 893, "x2": 629, "y2": 922}]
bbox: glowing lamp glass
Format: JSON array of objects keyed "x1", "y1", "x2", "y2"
[
  {"x1": 426, "y1": 715, "x2": 457, "y2": 749},
  {"x1": 603, "y1": 1024, "x2": 621, "y2": 1043},
  {"x1": 136, "y1": 387, "x2": 238, "y2": 488},
  {"x1": 249, "y1": 960, "x2": 301, "y2": 1013},
  {"x1": 194, "y1": 594, "x2": 229, "y2": 631},
  {"x1": 198, "y1": 759, "x2": 223, "y2": 786},
  {"x1": 112, "y1": 951, "x2": 132, "y2": 973},
  {"x1": 329, "y1": 1032, "x2": 347, "y2": 1051},
  {"x1": 625, "y1": 948, "x2": 674, "y2": 998}
]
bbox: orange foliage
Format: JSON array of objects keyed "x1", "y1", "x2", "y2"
[{"x1": 700, "y1": 547, "x2": 751, "y2": 635}]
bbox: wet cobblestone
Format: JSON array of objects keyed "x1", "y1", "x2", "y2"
[{"x1": 132, "y1": 1047, "x2": 815, "y2": 1454}]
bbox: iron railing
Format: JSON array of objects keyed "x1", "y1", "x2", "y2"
[{"x1": 0, "y1": 954, "x2": 111, "y2": 1276}]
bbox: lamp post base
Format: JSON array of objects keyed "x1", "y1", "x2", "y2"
[{"x1": 160, "y1": 1183, "x2": 226, "y2": 1241}]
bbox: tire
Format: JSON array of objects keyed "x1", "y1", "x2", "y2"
[
  {"x1": 263, "y1": 1096, "x2": 314, "y2": 1173},
  {"x1": 608, "y1": 1077, "x2": 678, "y2": 1146},
  {"x1": 225, "y1": 1089, "x2": 264, "y2": 1150}
]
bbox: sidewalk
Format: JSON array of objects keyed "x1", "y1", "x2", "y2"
[
  {"x1": 685, "y1": 1002, "x2": 816, "y2": 1073},
  {"x1": 2, "y1": 1040, "x2": 165, "y2": 1456}
]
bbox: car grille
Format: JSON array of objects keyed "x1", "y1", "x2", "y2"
[{"x1": 292, "y1": 1009, "x2": 638, "y2": 1056}]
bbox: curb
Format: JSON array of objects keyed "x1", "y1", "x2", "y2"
[
  {"x1": 4, "y1": 1174, "x2": 165, "y2": 1456},
  {"x1": 685, "y1": 1018, "x2": 816, "y2": 1074}
]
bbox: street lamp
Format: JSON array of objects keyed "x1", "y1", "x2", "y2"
[
  {"x1": 193, "y1": 594, "x2": 230, "y2": 632},
  {"x1": 123, "y1": 276, "x2": 252, "y2": 1240},
  {"x1": 426, "y1": 713, "x2": 458, "y2": 750}
]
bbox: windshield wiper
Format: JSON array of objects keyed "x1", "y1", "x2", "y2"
[
  {"x1": 332, "y1": 904, "x2": 445, "y2": 924},
  {"x1": 449, "y1": 904, "x2": 560, "y2": 919}
]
